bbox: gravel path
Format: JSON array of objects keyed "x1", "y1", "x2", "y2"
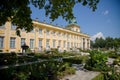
[
  {"x1": 62, "y1": 70, "x2": 99, "y2": 80},
  {"x1": 62, "y1": 58, "x2": 115, "y2": 80},
  {"x1": 62, "y1": 64, "x2": 100, "y2": 80}
]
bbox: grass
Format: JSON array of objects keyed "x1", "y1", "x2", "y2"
[{"x1": 92, "y1": 73, "x2": 104, "y2": 80}]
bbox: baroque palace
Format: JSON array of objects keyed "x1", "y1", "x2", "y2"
[{"x1": 0, "y1": 19, "x2": 90, "y2": 52}]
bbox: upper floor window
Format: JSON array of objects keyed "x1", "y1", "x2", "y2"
[
  {"x1": 58, "y1": 32, "x2": 61, "y2": 37},
  {"x1": 76, "y1": 29, "x2": 78, "y2": 32},
  {"x1": 83, "y1": 38, "x2": 85, "y2": 42},
  {"x1": 0, "y1": 36, "x2": 4, "y2": 48},
  {"x1": 39, "y1": 29, "x2": 42, "y2": 34},
  {"x1": 64, "y1": 33, "x2": 67, "y2": 38},
  {"x1": 11, "y1": 25, "x2": 17, "y2": 30},
  {"x1": 52, "y1": 31, "x2": 56, "y2": 36},
  {"x1": 10, "y1": 37, "x2": 16, "y2": 48},
  {"x1": 46, "y1": 30, "x2": 50, "y2": 35}
]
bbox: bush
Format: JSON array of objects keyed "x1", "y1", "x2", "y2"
[
  {"x1": 0, "y1": 53, "x2": 17, "y2": 65},
  {"x1": 108, "y1": 53, "x2": 118, "y2": 58},
  {"x1": 63, "y1": 57, "x2": 82, "y2": 64},
  {"x1": 0, "y1": 60, "x2": 76, "y2": 80},
  {"x1": 85, "y1": 50, "x2": 108, "y2": 71},
  {"x1": 113, "y1": 56, "x2": 120, "y2": 65},
  {"x1": 15, "y1": 72, "x2": 29, "y2": 80}
]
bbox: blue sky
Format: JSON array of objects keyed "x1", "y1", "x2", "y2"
[{"x1": 30, "y1": 0, "x2": 120, "y2": 38}]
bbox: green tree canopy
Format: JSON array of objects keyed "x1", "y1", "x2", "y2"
[
  {"x1": 0, "y1": 0, "x2": 99, "y2": 36},
  {"x1": 91, "y1": 37, "x2": 120, "y2": 50}
]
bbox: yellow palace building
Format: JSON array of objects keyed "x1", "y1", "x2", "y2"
[{"x1": 0, "y1": 19, "x2": 90, "y2": 52}]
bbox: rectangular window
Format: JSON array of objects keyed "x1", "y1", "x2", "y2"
[
  {"x1": 58, "y1": 32, "x2": 61, "y2": 37},
  {"x1": 58, "y1": 40, "x2": 61, "y2": 47},
  {"x1": 53, "y1": 40, "x2": 56, "y2": 48},
  {"x1": 64, "y1": 41, "x2": 66, "y2": 48},
  {"x1": 46, "y1": 30, "x2": 49, "y2": 35},
  {"x1": 39, "y1": 29, "x2": 42, "y2": 34},
  {"x1": 11, "y1": 25, "x2": 16, "y2": 30},
  {"x1": 39, "y1": 39, "x2": 42, "y2": 47},
  {"x1": 67, "y1": 42, "x2": 70, "y2": 48},
  {"x1": 74, "y1": 43, "x2": 76, "y2": 47},
  {"x1": 71, "y1": 35, "x2": 72, "y2": 38},
  {"x1": 63, "y1": 33, "x2": 65, "y2": 38},
  {"x1": 10, "y1": 37, "x2": 15, "y2": 48},
  {"x1": 71, "y1": 42, "x2": 73, "y2": 47},
  {"x1": 46, "y1": 39, "x2": 49, "y2": 47},
  {"x1": 0, "y1": 37, "x2": 4, "y2": 48},
  {"x1": 21, "y1": 38, "x2": 25, "y2": 46},
  {"x1": 30, "y1": 39, "x2": 34, "y2": 49},
  {"x1": 52, "y1": 31, "x2": 55, "y2": 36}
]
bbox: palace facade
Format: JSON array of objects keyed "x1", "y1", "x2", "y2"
[{"x1": 0, "y1": 20, "x2": 90, "y2": 52}]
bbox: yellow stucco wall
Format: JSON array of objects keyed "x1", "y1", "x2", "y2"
[{"x1": 0, "y1": 21, "x2": 90, "y2": 52}]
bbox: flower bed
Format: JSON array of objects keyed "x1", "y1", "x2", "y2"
[{"x1": 0, "y1": 60, "x2": 75, "y2": 80}]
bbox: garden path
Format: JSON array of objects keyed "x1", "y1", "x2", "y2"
[
  {"x1": 62, "y1": 70, "x2": 99, "y2": 80},
  {"x1": 62, "y1": 64, "x2": 99, "y2": 80}
]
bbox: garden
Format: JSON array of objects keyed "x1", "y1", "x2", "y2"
[
  {"x1": 0, "y1": 49, "x2": 120, "y2": 80},
  {"x1": 0, "y1": 50, "x2": 88, "y2": 80}
]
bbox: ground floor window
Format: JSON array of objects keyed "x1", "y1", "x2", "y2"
[
  {"x1": 58, "y1": 40, "x2": 61, "y2": 47},
  {"x1": 0, "y1": 36, "x2": 4, "y2": 48},
  {"x1": 46, "y1": 39, "x2": 50, "y2": 47},
  {"x1": 64, "y1": 41, "x2": 66, "y2": 48},
  {"x1": 10, "y1": 37, "x2": 16, "y2": 48},
  {"x1": 30, "y1": 39, "x2": 34, "y2": 49},
  {"x1": 53, "y1": 40, "x2": 56, "y2": 48},
  {"x1": 21, "y1": 38, "x2": 25, "y2": 46},
  {"x1": 39, "y1": 39, "x2": 42, "y2": 47}
]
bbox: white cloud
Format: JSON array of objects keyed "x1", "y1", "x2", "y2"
[
  {"x1": 103, "y1": 10, "x2": 109, "y2": 15},
  {"x1": 90, "y1": 32, "x2": 105, "y2": 41}
]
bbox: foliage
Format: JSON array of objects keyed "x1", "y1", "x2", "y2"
[
  {"x1": 91, "y1": 37, "x2": 120, "y2": 50},
  {"x1": 85, "y1": 50, "x2": 108, "y2": 71},
  {"x1": 15, "y1": 72, "x2": 29, "y2": 80},
  {"x1": 0, "y1": 0, "x2": 99, "y2": 36},
  {"x1": 0, "y1": 53, "x2": 38, "y2": 66},
  {"x1": 0, "y1": 60, "x2": 75, "y2": 80},
  {"x1": 92, "y1": 67, "x2": 120, "y2": 80},
  {"x1": 0, "y1": 67, "x2": 16, "y2": 80},
  {"x1": 63, "y1": 56, "x2": 89, "y2": 64},
  {"x1": 108, "y1": 51, "x2": 119, "y2": 58},
  {"x1": 26, "y1": 48, "x2": 33, "y2": 53},
  {"x1": 0, "y1": 53, "x2": 17, "y2": 65},
  {"x1": 113, "y1": 56, "x2": 120, "y2": 65},
  {"x1": 92, "y1": 73, "x2": 104, "y2": 80}
]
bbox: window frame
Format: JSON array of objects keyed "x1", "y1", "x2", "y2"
[
  {"x1": 0, "y1": 36, "x2": 4, "y2": 48},
  {"x1": 10, "y1": 37, "x2": 16, "y2": 49}
]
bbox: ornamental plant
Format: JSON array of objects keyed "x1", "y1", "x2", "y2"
[{"x1": 85, "y1": 50, "x2": 108, "y2": 71}]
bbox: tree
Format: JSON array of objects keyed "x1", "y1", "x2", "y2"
[
  {"x1": 0, "y1": 0, "x2": 99, "y2": 36},
  {"x1": 91, "y1": 37, "x2": 120, "y2": 50}
]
